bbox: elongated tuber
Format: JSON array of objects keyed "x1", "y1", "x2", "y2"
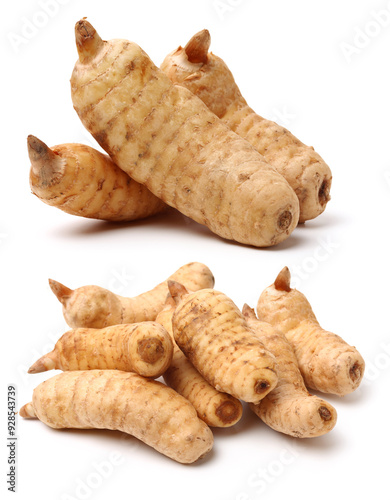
[
  {"x1": 49, "y1": 262, "x2": 214, "y2": 329},
  {"x1": 70, "y1": 19, "x2": 299, "y2": 247},
  {"x1": 168, "y1": 281, "x2": 278, "y2": 403},
  {"x1": 243, "y1": 305, "x2": 337, "y2": 438},
  {"x1": 20, "y1": 370, "x2": 213, "y2": 464},
  {"x1": 161, "y1": 30, "x2": 332, "y2": 223},
  {"x1": 257, "y1": 267, "x2": 365, "y2": 396},
  {"x1": 156, "y1": 296, "x2": 243, "y2": 427},
  {"x1": 28, "y1": 136, "x2": 166, "y2": 221},
  {"x1": 28, "y1": 322, "x2": 173, "y2": 378}
]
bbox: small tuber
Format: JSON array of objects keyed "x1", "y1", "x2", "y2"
[
  {"x1": 156, "y1": 295, "x2": 243, "y2": 427},
  {"x1": 243, "y1": 305, "x2": 337, "y2": 438},
  {"x1": 28, "y1": 322, "x2": 173, "y2": 379},
  {"x1": 20, "y1": 370, "x2": 213, "y2": 464},
  {"x1": 168, "y1": 281, "x2": 278, "y2": 404},
  {"x1": 49, "y1": 262, "x2": 215, "y2": 329},
  {"x1": 28, "y1": 136, "x2": 166, "y2": 221},
  {"x1": 256, "y1": 267, "x2": 365, "y2": 396}
]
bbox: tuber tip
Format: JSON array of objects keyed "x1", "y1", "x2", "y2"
[
  {"x1": 19, "y1": 402, "x2": 37, "y2": 419},
  {"x1": 28, "y1": 135, "x2": 65, "y2": 180},
  {"x1": 274, "y1": 267, "x2": 291, "y2": 292},
  {"x1": 28, "y1": 352, "x2": 57, "y2": 374},
  {"x1": 168, "y1": 280, "x2": 188, "y2": 305},
  {"x1": 163, "y1": 293, "x2": 177, "y2": 309},
  {"x1": 167, "y1": 280, "x2": 189, "y2": 304},
  {"x1": 27, "y1": 135, "x2": 50, "y2": 161},
  {"x1": 242, "y1": 304, "x2": 257, "y2": 320},
  {"x1": 48, "y1": 279, "x2": 73, "y2": 305},
  {"x1": 75, "y1": 18, "x2": 104, "y2": 63},
  {"x1": 184, "y1": 29, "x2": 211, "y2": 64}
]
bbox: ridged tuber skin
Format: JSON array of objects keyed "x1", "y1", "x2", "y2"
[
  {"x1": 257, "y1": 267, "x2": 365, "y2": 396},
  {"x1": 156, "y1": 296, "x2": 243, "y2": 427},
  {"x1": 28, "y1": 322, "x2": 173, "y2": 379},
  {"x1": 70, "y1": 19, "x2": 300, "y2": 247},
  {"x1": 19, "y1": 370, "x2": 213, "y2": 464},
  {"x1": 28, "y1": 136, "x2": 166, "y2": 221},
  {"x1": 49, "y1": 262, "x2": 215, "y2": 329},
  {"x1": 168, "y1": 281, "x2": 278, "y2": 404},
  {"x1": 242, "y1": 305, "x2": 337, "y2": 438},
  {"x1": 161, "y1": 30, "x2": 332, "y2": 223}
]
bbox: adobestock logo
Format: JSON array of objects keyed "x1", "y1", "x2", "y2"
[
  {"x1": 236, "y1": 443, "x2": 300, "y2": 499},
  {"x1": 340, "y1": 3, "x2": 390, "y2": 63},
  {"x1": 290, "y1": 235, "x2": 340, "y2": 289},
  {"x1": 213, "y1": 0, "x2": 247, "y2": 20},
  {"x1": 8, "y1": 0, "x2": 71, "y2": 54},
  {"x1": 61, "y1": 452, "x2": 125, "y2": 500}
]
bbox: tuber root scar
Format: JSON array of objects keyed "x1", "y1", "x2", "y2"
[
  {"x1": 137, "y1": 338, "x2": 164, "y2": 364},
  {"x1": 277, "y1": 210, "x2": 293, "y2": 232},
  {"x1": 215, "y1": 400, "x2": 241, "y2": 424},
  {"x1": 318, "y1": 406, "x2": 332, "y2": 421},
  {"x1": 318, "y1": 178, "x2": 331, "y2": 205}
]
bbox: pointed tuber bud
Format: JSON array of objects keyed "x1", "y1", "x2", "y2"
[
  {"x1": 168, "y1": 280, "x2": 189, "y2": 304},
  {"x1": 75, "y1": 18, "x2": 104, "y2": 63},
  {"x1": 184, "y1": 29, "x2": 211, "y2": 64},
  {"x1": 27, "y1": 135, "x2": 64, "y2": 181},
  {"x1": 274, "y1": 267, "x2": 291, "y2": 292},
  {"x1": 48, "y1": 279, "x2": 73, "y2": 305}
]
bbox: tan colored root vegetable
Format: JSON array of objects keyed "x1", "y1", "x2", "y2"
[
  {"x1": 257, "y1": 267, "x2": 365, "y2": 396},
  {"x1": 28, "y1": 322, "x2": 173, "y2": 378},
  {"x1": 20, "y1": 370, "x2": 213, "y2": 464},
  {"x1": 243, "y1": 305, "x2": 337, "y2": 438},
  {"x1": 156, "y1": 296, "x2": 242, "y2": 427},
  {"x1": 70, "y1": 19, "x2": 299, "y2": 247},
  {"x1": 49, "y1": 262, "x2": 214, "y2": 329},
  {"x1": 168, "y1": 281, "x2": 278, "y2": 404},
  {"x1": 161, "y1": 30, "x2": 332, "y2": 223},
  {"x1": 28, "y1": 136, "x2": 166, "y2": 221}
]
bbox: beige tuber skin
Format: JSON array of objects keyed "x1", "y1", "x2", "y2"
[
  {"x1": 161, "y1": 30, "x2": 332, "y2": 223},
  {"x1": 70, "y1": 19, "x2": 299, "y2": 247},
  {"x1": 49, "y1": 262, "x2": 215, "y2": 329},
  {"x1": 28, "y1": 136, "x2": 166, "y2": 221},
  {"x1": 156, "y1": 296, "x2": 243, "y2": 427},
  {"x1": 169, "y1": 281, "x2": 278, "y2": 404},
  {"x1": 20, "y1": 370, "x2": 213, "y2": 464},
  {"x1": 243, "y1": 305, "x2": 337, "y2": 438},
  {"x1": 257, "y1": 267, "x2": 365, "y2": 396},
  {"x1": 28, "y1": 322, "x2": 173, "y2": 379}
]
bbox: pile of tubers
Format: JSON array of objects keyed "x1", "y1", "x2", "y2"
[
  {"x1": 21, "y1": 263, "x2": 365, "y2": 464},
  {"x1": 28, "y1": 19, "x2": 332, "y2": 248}
]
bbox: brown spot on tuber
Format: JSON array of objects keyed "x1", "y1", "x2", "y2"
[
  {"x1": 254, "y1": 380, "x2": 270, "y2": 394},
  {"x1": 215, "y1": 400, "x2": 240, "y2": 424},
  {"x1": 350, "y1": 362, "x2": 362, "y2": 382},
  {"x1": 318, "y1": 178, "x2": 331, "y2": 206},
  {"x1": 318, "y1": 406, "x2": 332, "y2": 421},
  {"x1": 137, "y1": 338, "x2": 164, "y2": 364},
  {"x1": 277, "y1": 210, "x2": 292, "y2": 231}
]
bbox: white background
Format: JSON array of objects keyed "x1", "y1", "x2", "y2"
[{"x1": 2, "y1": 0, "x2": 390, "y2": 499}]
